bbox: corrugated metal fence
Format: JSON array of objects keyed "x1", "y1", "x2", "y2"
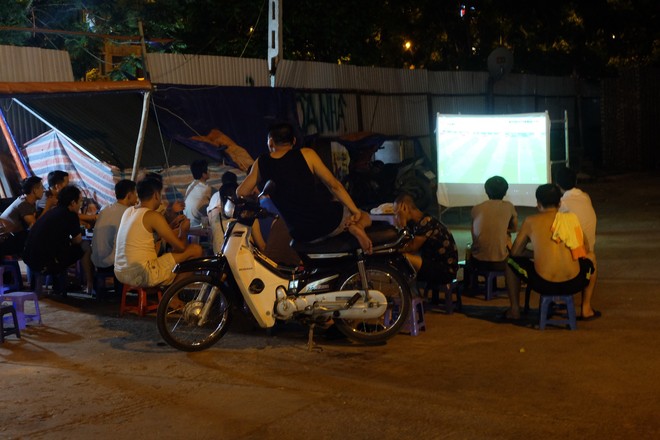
[
  {"x1": 0, "y1": 45, "x2": 73, "y2": 82},
  {"x1": 601, "y1": 69, "x2": 660, "y2": 172},
  {"x1": 4, "y1": 45, "x2": 658, "y2": 172}
]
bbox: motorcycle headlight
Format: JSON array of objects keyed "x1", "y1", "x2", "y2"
[{"x1": 222, "y1": 199, "x2": 235, "y2": 219}]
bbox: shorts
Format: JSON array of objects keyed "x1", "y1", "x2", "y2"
[
  {"x1": 310, "y1": 206, "x2": 352, "y2": 243},
  {"x1": 507, "y1": 256, "x2": 594, "y2": 295},
  {"x1": 469, "y1": 257, "x2": 507, "y2": 272},
  {"x1": 115, "y1": 253, "x2": 177, "y2": 287}
]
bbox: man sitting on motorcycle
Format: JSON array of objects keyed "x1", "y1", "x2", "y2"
[
  {"x1": 393, "y1": 194, "x2": 459, "y2": 284},
  {"x1": 237, "y1": 122, "x2": 373, "y2": 254}
]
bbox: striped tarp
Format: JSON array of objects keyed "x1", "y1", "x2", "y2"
[
  {"x1": 23, "y1": 129, "x2": 118, "y2": 207},
  {"x1": 24, "y1": 129, "x2": 246, "y2": 209}
]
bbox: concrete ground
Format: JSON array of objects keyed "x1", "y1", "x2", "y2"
[{"x1": 1, "y1": 173, "x2": 659, "y2": 440}]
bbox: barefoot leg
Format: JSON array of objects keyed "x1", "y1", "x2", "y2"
[
  {"x1": 581, "y1": 254, "x2": 597, "y2": 318},
  {"x1": 505, "y1": 265, "x2": 521, "y2": 318},
  {"x1": 348, "y1": 224, "x2": 373, "y2": 254}
]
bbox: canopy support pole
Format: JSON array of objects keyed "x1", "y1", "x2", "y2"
[
  {"x1": 131, "y1": 89, "x2": 151, "y2": 181},
  {"x1": 0, "y1": 106, "x2": 29, "y2": 181}
]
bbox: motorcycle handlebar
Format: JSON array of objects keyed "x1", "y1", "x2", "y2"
[
  {"x1": 227, "y1": 196, "x2": 278, "y2": 223},
  {"x1": 371, "y1": 228, "x2": 413, "y2": 254}
]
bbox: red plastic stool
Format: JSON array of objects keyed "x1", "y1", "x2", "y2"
[{"x1": 120, "y1": 284, "x2": 163, "y2": 317}]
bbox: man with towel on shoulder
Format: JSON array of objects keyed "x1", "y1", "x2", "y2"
[{"x1": 503, "y1": 184, "x2": 594, "y2": 320}]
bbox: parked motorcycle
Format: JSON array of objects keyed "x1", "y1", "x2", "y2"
[{"x1": 156, "y1": 187, "x2": 415, "y2": 352}]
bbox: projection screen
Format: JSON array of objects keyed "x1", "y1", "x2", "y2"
[{"x1": 436, "y1": 112, "x2": 550, "y2": 207}]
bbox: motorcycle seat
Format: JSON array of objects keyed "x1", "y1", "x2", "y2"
[{"x1": 292, "y1": 221, "x2": 399, "y2": 254}]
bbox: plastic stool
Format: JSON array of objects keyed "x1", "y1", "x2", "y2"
[
  {"x1": 0, "y1": 291, "x2": 41, "y2": 329},
  {"x1": 94, "y1": 269, "x2": 122, "y2": 300},
  {"x1": 424, "y1": 279, "x2": 462, "y2": 314},
  {"x1": 120, "y1": 284, "x2": 163, "y2": 316},
  {"x1": 31, "y1": 271, "x2": 67, "y2": 296},
  {"x1": 0, "y1": 304, "x2": 21, "y2": 342},
  {"x1": 538, "y1": 295, "x2": 577, "y2": 330},
  {"x1": 400, "y1": 296, "x2": 426, "y2": 336},
  {"x1": 524, "y1": 284, "x2": 533, "y2": 314},
  {"x1": 1, "y1": 259, "x2": 23, "y2": 292},
  {"x1": 471, "y1": 270, "x2": 506, "y2": 300}
]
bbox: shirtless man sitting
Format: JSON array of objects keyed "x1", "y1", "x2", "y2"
[{"x1": 503, "y1": 184, "x2": 594, "y2": 320}]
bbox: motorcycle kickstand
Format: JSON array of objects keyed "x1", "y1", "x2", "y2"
[{"x1": 307, "y1": 323, "x2": 323, "y2": 352}]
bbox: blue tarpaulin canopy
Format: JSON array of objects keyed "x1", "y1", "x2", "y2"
[{"x1": 2, "y1": 81, "x2": 300, "y2": 198}]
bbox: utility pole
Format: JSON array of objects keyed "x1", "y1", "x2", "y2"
[
  {"x1": 137, "y1": 20, "x2": 150, "y2": 80},
  {"x1": 268, "y1": 0, "x2": 282, "y2": 87}
]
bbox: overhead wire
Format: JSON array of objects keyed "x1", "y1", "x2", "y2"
[{"x1": 239, "y1": 0, "x2": 267, "y2": 58}]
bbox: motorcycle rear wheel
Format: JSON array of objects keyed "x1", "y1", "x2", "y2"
[
  {"x1": 157, "y1": 275, "x2": 232, "y2": 352},
  {"x1": 334, "y1": 262, "x2": 412, "y2": 344}
]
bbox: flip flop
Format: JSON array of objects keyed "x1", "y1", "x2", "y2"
[
  {"x1": 579, "y1": 310, "x2": 602, "y2": 321},
  {"x1": 499, "y1": 310, "x2": 521, "y2": 321}
]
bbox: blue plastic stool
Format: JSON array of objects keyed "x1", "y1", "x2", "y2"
[
  {"x1": 538, "y1": 295, "x2": 577, "y2": 330},
  {"x1": 400, "y1": 296, "x2": 426, "y2": 336},
  {"x1": 94, "y1": 269, "x2": 122, "y2": 300},
  {"x1": 0, "y1": 304, "x2": 21, "y2": 342},
  {"x1": 424, "y1": 279, "x2": 462, "y2": 314},
  {"x1": 472, "y1": 270, "x2": 506, "y2": 300},
  {"x1": 0, "y1": 291, "x2": 42, "y2": 329},
  {"x1": 31, "y1": 271, "x2": 68, "y2": 295},
  {"x1": 1, "y1": 259, "x2": 23, "y2": 292}
]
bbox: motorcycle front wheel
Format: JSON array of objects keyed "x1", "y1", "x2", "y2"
[
  {"x1": 157, "y1": 275, "x2": 232, "y2": 352},
  {"x1": 334, "y1": 262, "x2": 412, "y2": 344}
]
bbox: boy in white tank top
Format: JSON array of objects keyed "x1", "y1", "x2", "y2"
[{"x1": 115, "y1": 178, "x2": 203, "y2": 287}]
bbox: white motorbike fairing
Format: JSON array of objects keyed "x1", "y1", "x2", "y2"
[
  {"x1": 274, "y1": 289, "x2": 388, "y2": 320},
  {"x1": 224, "y1": 228, "x2": 281, "y2": 327}
]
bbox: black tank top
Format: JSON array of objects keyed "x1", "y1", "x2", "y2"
[{"x1": 258, "y1": 149, "x2": 343, "y2": 241}]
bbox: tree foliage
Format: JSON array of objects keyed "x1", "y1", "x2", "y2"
[{"x1": 0, "y1": 0, "x2": 657, "y2": 79}]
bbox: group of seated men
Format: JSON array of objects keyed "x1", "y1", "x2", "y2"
[
  {"x1": 386, "y1": 167, "x2": 598, "y2": 322},
  {"x1": 464, "y1": 168, "x2": 599, "y2": 321},
  {"x1": 1, "y1": 170, "x2": 94, "y2": 294},
  {"x1": 0, "y1": 166, "x2": 207, "y2": 296},
  {"x1": 1, "y1": 149, "x2": 599, "y2": 321}
]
